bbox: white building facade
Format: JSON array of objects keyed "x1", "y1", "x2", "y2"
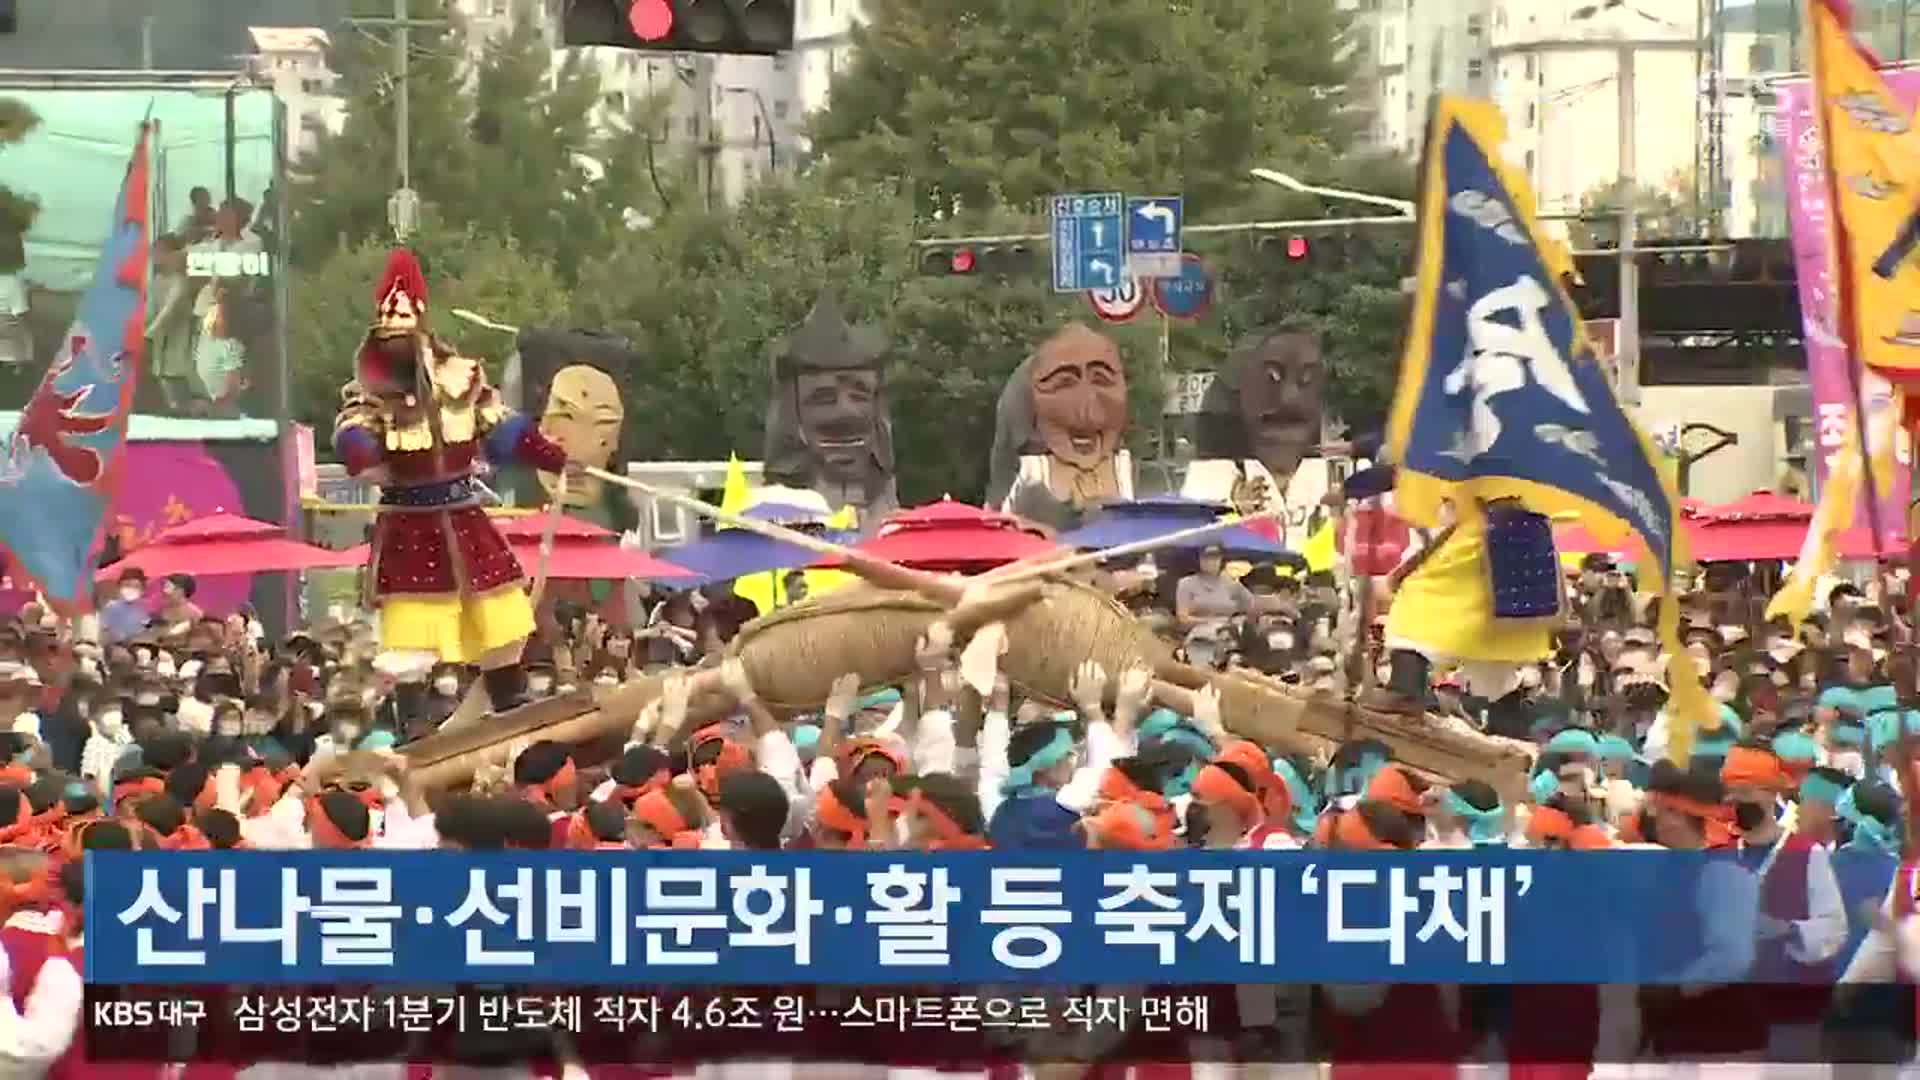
[{"x1": 246, "y1": 26, "x2": 345, "y2": 161}]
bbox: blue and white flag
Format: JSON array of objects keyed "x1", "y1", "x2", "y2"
[{"x1": 1386, "y1": 97, "x2": 1712, "y2": 758}]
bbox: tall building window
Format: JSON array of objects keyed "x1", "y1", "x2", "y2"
[
  {"x1": 1467, "y1": 13, "x2": 1484, "y2": 36},
  {"x1": 774, "y1": 53, "x2": 789, "y2": 71},
  {"x1": 1468, "y1": 58, "x2": 1484, "y2": 80},
  {"x1": 1526, "y1": 102, "x2": 1536, "y2": 127},
  {"x1": 774, "y1": 99, "x2": 790, "y2": 119}
]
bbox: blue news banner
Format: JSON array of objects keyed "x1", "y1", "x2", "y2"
[{"x1": 89, "y1": 849, "x2": 1751, "y2": 987}]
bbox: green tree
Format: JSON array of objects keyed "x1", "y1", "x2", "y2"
[
  {"x1": 1569, "y1": 170, "x2": 1703, "y2": 249},
  {"x1": 288, "y1": 0, "x2": 475, "y2": 263},
  {"x1": 288, "y1": 0, "x2": 657, "y2": 279},
  {"x1": 0, "y1": 97, "x2": 38, "y2": 270},
  {"x1": 811, "y1": 0, "x2": 1358, "y2": 216},
  {"x1": 574, "y1": 177, "x2": 1171, "y2": 502}
]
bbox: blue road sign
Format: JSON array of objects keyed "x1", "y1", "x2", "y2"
[
  {"x1": 1127, "y1": 197, "x2": 1183, "y2": 254},
  {"x1": 1051, "y1": 192, "x2": 1125, "y2": 293},
  {"x1": 1151, "y1": 254, "x2": 1214, "y2": 321}
]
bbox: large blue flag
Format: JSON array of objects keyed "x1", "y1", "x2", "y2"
[
  {"x1": 0, "y1": 123, "x2": 149, "y2": 614},
  {"x1": 1387, "y1": 97, "x2": 1712, "y2": 758}
]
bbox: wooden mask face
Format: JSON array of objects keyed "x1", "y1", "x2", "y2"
[
  {"x1": 794, "y1": 369, "x2": 880, "y2": 485},
  {"x1": 1029, "y1": 324, "x2": 1127, "y2": 470},
  {"x1": 1232, "y1": 331, "x2": 1325, "y2": 480}
]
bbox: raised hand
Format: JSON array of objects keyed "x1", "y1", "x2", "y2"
[
  {"x1": 1070, "y1": 660, "x2": 1109, "y2": 716},
  {"x1": 825, "y1": 672, "x2": 862, "y2": 724}
]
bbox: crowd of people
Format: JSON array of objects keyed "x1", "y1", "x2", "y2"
[
  {"x1": 146, "y1": 185, "x2": 272, "y2": 416},
  {"x1": 0, "y1": 528, "x2": 1913, "y2": 1077}
]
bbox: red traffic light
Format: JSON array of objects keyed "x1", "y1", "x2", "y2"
[
  {"x1": 628, "y1": 0, "x2": 673, "y2": 40},
  {"x1": 950, "y1": 248, "x2": 977, "y2": 274},
  {"x1": 1286, "y1": 235, "x2": 1310, "y2": 260}
]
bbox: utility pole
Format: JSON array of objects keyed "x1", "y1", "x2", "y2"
[
  {"x1": 351, "y1": 2, "x2": 444, "y2": 241},
  {"x1": 1616, "y1": 43, "x2": 1641, "y2": 407},
  {"x1": 395, "y1": 0, "x2": 409, "y2": 195},
  {"x1": 699, "y1": 56, "x2": 718, "y2": 212}
]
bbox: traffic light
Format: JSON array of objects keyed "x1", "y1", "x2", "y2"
[
  {"x1": 1254, "y1": 230, "x2": 1415, "y2": 272},
  {"x1": 918, "y1": 242, "x2": 1038, "y2": 278},
  {"x1": 560, "y1": 0, "x2": 794, "y2": 56},
  {"x1": 1254, "y1": 233, "x2": 1315, "y2": 269}
]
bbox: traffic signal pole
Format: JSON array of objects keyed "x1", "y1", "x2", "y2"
[{"x1": 912, "y1": 214, "x2": 1417, "y2": 249}]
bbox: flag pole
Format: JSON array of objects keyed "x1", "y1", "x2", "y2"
[{"x1": 1807, "y1": 0, "x2": 1892, "y2": 589}]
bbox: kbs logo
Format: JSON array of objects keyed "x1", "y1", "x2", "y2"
[
  {"x1": 93, "y1": 1000, "x2": 155, "y2": 1027},
  {"x1": 91, "y1": 997, "x2": 206, "y2": 1028}
]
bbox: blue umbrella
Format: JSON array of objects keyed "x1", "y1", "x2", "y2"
[
  {"x1": 1061, "y1": 496, "x2": 1294, "y2": 560},
  {"x1": 655, "y1": 527, "x2": 858, "y2": 587}
]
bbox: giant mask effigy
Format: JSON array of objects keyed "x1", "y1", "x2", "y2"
[
  {"x1": 503, "y1": 328, "x2": 635, "y2": 531},
  {"x1": 987, "y1": 322, "x2": 1132, "y2": 528},
  {"x1": 1183, "y1": 328, "x2": 1329, "y2": 526},
  {"x1": 763, "y1": 293, "x2": 897, "y2": 528}
]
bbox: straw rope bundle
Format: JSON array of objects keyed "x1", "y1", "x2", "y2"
[
  {"x1": 397, "y1": 464, "x2": 1531, "y2": 792},
  {"x1": 399, "y1": 574, "x2": 1532, "y2": 792}
]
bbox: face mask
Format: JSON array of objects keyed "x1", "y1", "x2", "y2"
[
  {"x1": 1518, "y1": 667, "x2": 1542, "y2": 691},
  {"x1": 155, "y1": 656, "x2": 177, "y2": 679},
  {"x1": 96, "y1": 709, "x2": 124, "y2": 738},
  {"x1": 1268, "y1": 631, "x2": 1295, "y2": 652},
  {"x1": 305, "y1": 700, "x2": 326, "y2": 721},
  {"x1": 529, "y1": 677, "x2": 553, "y2": 695},
  {"x1": 1732, "y1": 799, "x2": 1771, "y2": 833},
  {"x1": 1829, "y1": 749, "x2": 1864, "y2": 777},
  {"x1": 335, "y1": 724, "x2": 361, "y2": 745},
  {"x1": 594, "y1": 674, "x2": 618, "y2": 687},
  {"x1": 135, "y1": 651, "x2": 152, "y2": 668},
  {"x1": 135, "y1": 692, "x2": 161, "y2": 707},
  {"x1": 1712, "y1": 680, "x2": 1738, "y2": 704},
  {"x1": 433, "y1": 676, "x2": 460, "y2": 696},
  {"x1": 177, "y1": 659, "x2": 202, "y2": 682}
]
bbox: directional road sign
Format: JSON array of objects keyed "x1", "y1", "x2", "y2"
[
  {"x1": 1087, "y1": 276, "x2": 1146, "y2": 322},
  {"x1": 1126, "y1": 196, "x2": 1183, "y2": 278},
  {"x1": 1051, "y1": 192, "x2": 1125, "y2": 293},
  {"x1": 1151, "y1": 254, "x2": 1214, "y2": 322}
]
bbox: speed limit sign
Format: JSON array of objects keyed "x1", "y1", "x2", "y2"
[{"x1": 1087, "y1": 276, "x2": 1146, "y2": 322}]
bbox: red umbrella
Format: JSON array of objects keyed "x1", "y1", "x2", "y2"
[
  {"x1": 142, "y1": 512, "x2": 286, "y2": 543},
  {"x1": 491, "y1": 513, "x2": 615, "y2": 541},
  {"x1": 818, "y1": 498, "x2": 1061, "y2": 572},
  {"x1": 510, "y1": 539, "x2": 690, "y2": 581},
  {"x1": 337, "y1": 538, "x2": 691, "y2": 582},
  {"x1": 1700, "y1": 491, "x2": 1811, "y2": 522},
  {"x1": 1686, "y1": 518, "x2": 1813, "y2": 562},
  {"x1": 101, "y1": 511, "x2": 360, "y2": 578}
]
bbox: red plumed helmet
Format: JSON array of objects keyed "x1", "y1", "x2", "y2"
[{"x1": 372, "y1": 248, "x2": 428, "y2": 336}]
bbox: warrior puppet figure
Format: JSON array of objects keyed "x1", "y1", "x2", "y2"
[{"x1": 333, "y1": 249, "x2": 578, "y2": 713}]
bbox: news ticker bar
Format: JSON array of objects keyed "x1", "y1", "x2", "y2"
[
  {"x1": 88, "y1": 850, "x2": 1765, "y2": 985},
  {"x1": 80, "y1": 986, "x2": 1920, "y2": 1065}
]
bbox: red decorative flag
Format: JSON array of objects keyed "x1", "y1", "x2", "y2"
[{"x1": 0, "y1": 122, "x2": 149, "y2": 613}]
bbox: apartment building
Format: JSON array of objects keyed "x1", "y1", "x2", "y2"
[
  {"x1": 1344, "y1": 0, "x2": 1494, "y2": 156},
  {"x1": 247, "y1": 26, "x2": 346, "y2": 160}
]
